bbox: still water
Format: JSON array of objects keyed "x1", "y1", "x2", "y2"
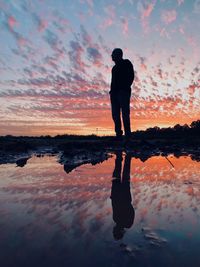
[{"x1": 1, "y1": 153, "x2": 200, "y2": 267}]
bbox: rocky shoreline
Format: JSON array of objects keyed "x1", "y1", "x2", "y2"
[{"x1": 0, "y1": 135, "x2": 200, "y2": 172}]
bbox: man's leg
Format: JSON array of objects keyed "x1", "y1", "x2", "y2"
[
  {"x1": 112, "y1": 151, "x2": 123, "y2": 179},
  {"x1": 120, "y1": 92, "x2": 131, "y2": 137},
  {"x1": 110, "y1": 93, "x2": 123, "y2": 136}
]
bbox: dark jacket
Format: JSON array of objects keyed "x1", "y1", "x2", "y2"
[{"x1": 110, "y1": 59, "x2": 134, "y2": 94}]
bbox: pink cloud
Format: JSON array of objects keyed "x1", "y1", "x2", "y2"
[
  {"x1": 68, "y1": 40, "x2": 87, "y2": 73},
  {"x1": 141, "y1": 2, "x2": 155, "y2": 19},
  {"x1": 187, "y1": 35, "x2": 197, "y2": 47},
  {"x1": 185, "y1": 186, "x2": 194, "y2": 196},
  {"x1": 179, "y1": 26, "x2": 185, "y2": 35},
  {"x1": 137, "y1": 56, "x2": 148, "y2": 70},
  {"x1": 101, "y1": 5, "x2": 115, "y2": 29},
  {"x1": 155, "y1": 24, "x2": 170, "y2": 38},
  {"x1": 101, "y1": 18, "x2": 114, "y2": 29},
  {"x1": 38, "y1": 19, "x2": 48, "y2": 32},
  {"x1": 177, "y1": 0, "x2": 184, "y2": 6},
  {"x1": 137, "y1": 1, "x2": 156, "y2": 33},
  {"x1": 105, "y1": 5, "x2": 115, "y2": 18},
  {"x1": 31, "y1": 12, "x2": 48, "y2": 32},
  {"x1": 4, "y1": 15, "x2": 30, "y2": 49},
  {"x1": 17, "y1": 36, "x2": 28, "y2": 47},
  {"x1": 78, "y1": 26, "x2": 104, "y2": 68},
  {"x1": 194, "y1": 0, "x2": 200, "y2": 13},
  {"x1": 187, "y1": 82, "x2": 199, "y2": 96},
  {"x1": 53, "y1": 13, "x2": 71, "y2": 33},
  {"x1": 80, "y1": 0, "x2": 93, "y2": 8},
  {"x1": 121, "y1": 17, "x2": 129, "y2": 36},
  {"x1": 11, "y1": 30, "x2": 29, "y2": 48},
  {"x1": 8, "y1": 16, "x2": 17, "y2": 30},
  {"x1": 161, "y1": 10, "x2": 177, "y2": 25},
  {"x1": 80, "y1": 25, "x2": 93, "y2": 46},
  {"x1": 87, "y1": 47, "x2": 102, "y2": 67},
  {"x1": 86, "y1": 0, "x2": 93, "y2": 7}
]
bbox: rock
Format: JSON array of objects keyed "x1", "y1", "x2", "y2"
[{"x1": 16, "y1": 157, "x2": 30, "y2": 167}]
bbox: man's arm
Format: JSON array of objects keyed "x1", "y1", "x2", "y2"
[
  {"x1": 127, "y1": 61, "x2": 134, "y2": 87},
  {"x1": 110, "y1": 66, "x2": 115, "y2": 93}
]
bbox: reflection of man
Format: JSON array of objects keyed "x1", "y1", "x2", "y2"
[
  {"x1": 111, "y1": 152, "x2": 135, "y2": 240},
  {"x1": 110, "y1": 48, "x2": 134, "y2": 140}
]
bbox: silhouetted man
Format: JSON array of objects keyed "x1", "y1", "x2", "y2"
[
  {"x1": 110, "y1": 48, "x2": 134, "y2": 140},
  {"x1": 111, "y1": 152, "x2": 135, "y2": 240}
]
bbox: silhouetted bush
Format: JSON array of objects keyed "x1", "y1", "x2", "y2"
[{"x1": 132, "y1": 120, "x2": 200, "y2": 140}]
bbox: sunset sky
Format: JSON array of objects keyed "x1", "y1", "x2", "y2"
[{"x1": 0, "y1": 0, "x2": 200, "y2": 136}]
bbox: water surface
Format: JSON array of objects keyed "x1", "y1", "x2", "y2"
[{"x1": 1, "y1": 153, "x2": 200, "y2": 267}]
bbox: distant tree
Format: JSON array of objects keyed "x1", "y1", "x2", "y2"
[
  {"x1": 182, "y1": 124, "x2": 189, "y2": 129},
  {"x1": 174, "y1": 124, "x2": 182, "y2": 131},
  {"x1": 154, "y1": 126, "x2": 160, "y2": 131},
  {"x1": 182, "y1": 124, "x2": 190, "y2": 131},
  {"x1": 146, "y1": 126, "x2": 160, "y2": 132},
  {"x1": 190, "y1": 120, "x2": 200, "y2": 129}
]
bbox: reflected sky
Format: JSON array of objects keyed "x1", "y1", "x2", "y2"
[{"x1": 1, "y1": 154, "x2": 200, "y2": 266}]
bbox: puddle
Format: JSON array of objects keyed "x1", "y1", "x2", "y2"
[{"x1": 0, "y1": 153, "x2": 200, "y2": 267}]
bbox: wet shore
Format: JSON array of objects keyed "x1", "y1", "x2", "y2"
[{"x1": 1, "y1": 135, "x2": 200, "y2": 172}]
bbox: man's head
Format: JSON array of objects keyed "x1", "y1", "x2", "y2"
[{"x1": 111, "y1": 48, "x2": 123, "y2": 63}]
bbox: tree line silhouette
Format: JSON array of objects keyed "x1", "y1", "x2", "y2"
[
  {"x1": 133, "y1": 120, "x2": 200, "y2": 140},
  {"x1": 1, "y1": 119, "x2": 200, "y2": 141}
]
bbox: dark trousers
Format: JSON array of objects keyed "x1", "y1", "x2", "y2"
[{"x1": 110, "y1": 91, "x2": 131, "y2": 137}]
